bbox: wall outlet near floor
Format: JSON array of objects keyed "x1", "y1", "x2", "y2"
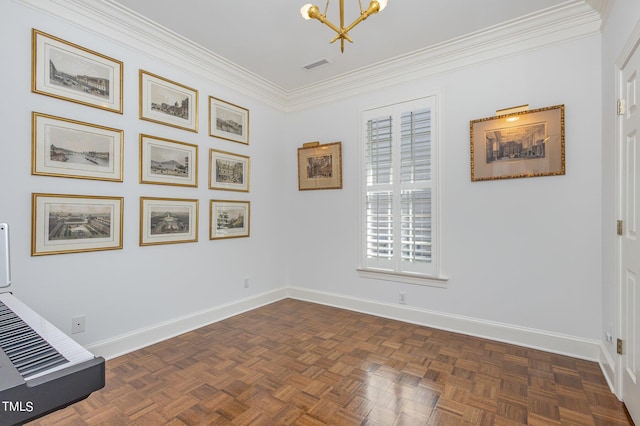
[
  {"x1": 399, "y1": 292, "x2": 407, "y2": 305},
  {"x1": 71, "y1": 315, "x2": 85, "y2": 334}
]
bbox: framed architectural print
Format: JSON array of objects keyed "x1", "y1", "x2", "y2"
[
  {"x1": 140, "y1": 197, "x2": 198, "y2": 246},
  {"x1": 209, "y1": 96, "x2": 249, "y2": 144},
  {"x1": 140, "y1": 134, "x2": 198, "y2": 187},
  {"x1": 31, "y1": 193, "x2": 123, "y2": 256},
  {"x1": 32, "y1": 112, "x2": 123, "y2": 182},
  {"x1": 32, "y1": 29, "x2": 123, "y2": 113},
  {"x1": 139, "y1": 70, "x2": 198, "y2": 132},
  {"x1": 297, "y1": 141, "x2": 343, "y2": 190},
  {"x1": 470, "y1": 104, "x2": 565, "y2": 181},
  {"x1": 209, "y1": 149, "x2": 250, "y2": 192},
  {"x1": 210, "y1": 200, "x2": 250, "y2": 240}
]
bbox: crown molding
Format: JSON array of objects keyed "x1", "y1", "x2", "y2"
[
  {"x1": 15, "y1": 0, "x2": 290, "y2": 110},
  {"x1": 15, "y1": 0, "x2": 602, "y2": 112},
  {"x1": 286, "y1": 1, "x2": 603, "y2": 110}
]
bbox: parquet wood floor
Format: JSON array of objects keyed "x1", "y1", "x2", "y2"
[{"x1": 29, "y1": 299, "x2": 632, "y2": 425}]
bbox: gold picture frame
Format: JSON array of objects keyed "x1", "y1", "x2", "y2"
[
  {"x1": 32, "y1": 112, "x2": 124, "y2": 182},
  {"x1": 32, "y1": 29, "x2": 123, "y2": 113},
  {"x1": 139, "y1": 134, "x2": 198, "y2": 187},
  {"x1": 297, "y1": 142, "x2": 342, "y2": 190},
  {"x1": 209, "y1": 96, "x2": 249, "y2": 144},
  {"x1": 210, "y1": 200, "x2": 250, "y2": 240},
  {"x1": 32, "y1": 193, "x2": 123, "y2": 256},
  {"x1": 139, "y1": 70, "x2": 199, "y2": 132},
  {"x1": 140, "y1": 197, "x2": 198, "y2": 246},
  {"x1": 209, "y1": 149, "x2": 250, "y2": 192},
  {"x1": 470, "y1": 104, "x2": 565, "y2": 181}
]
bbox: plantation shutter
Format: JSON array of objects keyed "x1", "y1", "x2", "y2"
[{"x1": 362, "y1": 98, "x2": 436, "y2": 276}]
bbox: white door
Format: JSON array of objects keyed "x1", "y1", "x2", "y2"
[{"x1": 620, "y1": 36, "x2": 640, "y2": 424}]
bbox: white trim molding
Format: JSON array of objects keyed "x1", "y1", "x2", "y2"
[
  {"x1": 287, "y1": 287, "x2": 601, "y2": 362},
  {"x1": 15, "y1": 0, "x2": 603, "y2": 112},
  {"x1": 87, "y1": 288, "x2": 288, "y2": 360}
]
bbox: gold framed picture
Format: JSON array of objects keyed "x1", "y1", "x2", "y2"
[
  {"x1": 32, "y1": 112, "x2": 124, "y2": 182},
  {"x1": 210, "y1": 200, "x2": 250, "y2": 240},
  {"x1": 297, "y1": 142, "x2": 342, "y2": 190},
  {"x1": 209, "y1": 149, "x2": 250, "y2": 192},
  {"x1": 470, "y1": 104, "x2": 565, "y2": 181},
  {"x1": 209, "y1": 96, "x2": 249, "y2": 144},
  {"x1": 139, "y1": 70, "x2": 198, "y2": 132},
  {"x1": 139, "y1": 197, "x2": 198, "y2": 246},
  {"x1": 139, "y1": 134, "x2": 198, "y2": 187},
  {"x1": 32, "y1": 193, "x2": 123, "y2": 256},
  {"x1": 32, "y1": 29, "x2": 123, "y2": 113}
]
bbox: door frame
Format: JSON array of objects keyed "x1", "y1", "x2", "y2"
[{"x1": 615, "y1": 16, "x2": 640, "y2": 408}]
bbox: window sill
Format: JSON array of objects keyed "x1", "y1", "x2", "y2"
[{"x1": 357, "y1": 268, "x2": 449, "y2": 288}]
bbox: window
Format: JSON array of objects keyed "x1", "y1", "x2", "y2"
[{"x1": 359, "y1": 96, "x2": 445, "y2": 285}]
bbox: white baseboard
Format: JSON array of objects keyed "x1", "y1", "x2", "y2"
[
  {"x1": 87, "y1": 286, "x2": 604, "y2": 372},
  {"x1": 599, "y1": 342, "x2": 620, "y2": 398},
  {"x1": 287, "y1": 287, "x2": 601, "y2": 361},
  {"x1": 87, "y1": 288, "x2": 288, "y2": 360}
]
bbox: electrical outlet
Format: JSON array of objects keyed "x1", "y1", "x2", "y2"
[
  {"x1": 244, "y1": 277, "x2": 249, "y2": 288},
  {"x1": 399, "y1": 292, "x2": 407, "y2": 305},
  {"x1": 71, "y1": 316, "x2": 85, "y2": 334}
]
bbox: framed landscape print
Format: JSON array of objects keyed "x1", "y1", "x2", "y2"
[
  {"x1": 140, "y1": 134, "x2": 198, "y2": 187},
  {"x1": 32, "y1": 112, "x2": 123, "y2": 182},
  {"x1": 209, "y1": 149, "x2": 250, "y2": 192},
  {"x1": 32, "y1": 29, "x2": 123, "y2": 113},
  {"x1": 210, "y1": 200, "x2": 250, "y2": 240},
  {"x1": 209, "y1": 96, "x2": 249, "y2": 144},
  {"x1": 139, "y1": 70, "x2": 198, "y2": 132},
  {"x1": 297, "y1": 142, "x2": 343, "y2": 190},
  {"x1": 140, "y1": 197, "x2": 198, "y2": 246},
  {"x1": 470, "y1": 104, "x2": 565, "y2": 181},
  {"x1": 31, "y1": 193, "x2": 123, "y2": 256}
]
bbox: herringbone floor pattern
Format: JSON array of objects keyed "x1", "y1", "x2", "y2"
[{"x1": 29, "y1": 299, "x2": 632, "y2": 425}]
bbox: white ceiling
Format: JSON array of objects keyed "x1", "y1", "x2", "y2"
[{"x1": 109, "y1": 0, "x2": 597, "y2": 92}]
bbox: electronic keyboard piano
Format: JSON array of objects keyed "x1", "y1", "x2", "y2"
[{"x1": 0, "y1": 292, "x2": 105, "y2": 425}]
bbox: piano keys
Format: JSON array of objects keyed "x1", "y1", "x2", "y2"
[{"x1": 0, "y1": 292, "x2": 105, "y2": 425}]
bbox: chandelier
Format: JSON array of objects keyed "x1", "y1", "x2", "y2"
[{"x1": 300, "y1": 0, "x2": 389, "y2": 52}]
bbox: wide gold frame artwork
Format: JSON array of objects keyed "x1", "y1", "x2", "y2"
[
  {"x1": 470, "y1": 105, "x2": 565, "y2": 181},
  {"x1": 297, "y1": 142, "x2": 343, "y2": 190}
]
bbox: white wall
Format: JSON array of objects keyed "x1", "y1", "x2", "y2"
[
  {"x1": 285, "y1": 35, "x2": 603, "y2": 349},
  {"x1": 0, "y1": 1, "x2": 288, "y2": 355},
  {"x1": 600, "y1": 0, "x2": 640, "y2": 391}
]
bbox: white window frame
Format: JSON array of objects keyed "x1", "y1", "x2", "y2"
[{"x1": 358, "y1": 95, "x2": 447, "y2": 287}]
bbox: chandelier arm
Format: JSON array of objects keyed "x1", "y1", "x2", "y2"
[
  {"x1": 340, "y1": 0, "x2": 345, "y2": 31},
  {"x1": 315, "y1": 15, "x2": 343, "y2": 36},
  {"x1": 343, "y1": 0, "x2": 380, "y2": 34}
]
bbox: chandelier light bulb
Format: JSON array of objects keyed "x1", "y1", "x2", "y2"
[
  {"x1": 300, "y1": 3, "x2": 313, "y2": 19},
  {"x1": 377, "y1": 0, "x2": 388, "y2": 12}
]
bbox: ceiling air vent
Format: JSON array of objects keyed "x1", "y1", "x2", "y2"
[{"x1": 302, "y1": 58, "x2": 331, "y2": 71}]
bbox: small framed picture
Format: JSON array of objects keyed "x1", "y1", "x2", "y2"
[
  {"x1": 32, "y1": 193, "x2": 123, "y2": 256},
  {"x1": 209, "y1": 149, "x2": 250, "y2": 192},
  {"x1": 32, "y1": 112, "x2": 124, "y2": 182},
  {"x1": 139, "y1": 70, "x2": 198, "y2": 132},
  {"x1": 470, "y1": 104, "x2": 565, "y2": 181},
  {"x1": 140, "y1": 134, "x2": 198, "y2": 187},
  {"x1": 210, "y1": 200, "x2": 250, "y2": 240},
  {"x1": 297, "y1": 142, "x2": 343, "y2": 190},
  {"x1": 140, "y1": 197, "x2": 198, "y2": 246},
  {"x1": 32, "y1": 29, "x2": 123, "y2": 113},
  {"x1": 209, "y1": 96, "x2": 249, "y2": 144}
]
